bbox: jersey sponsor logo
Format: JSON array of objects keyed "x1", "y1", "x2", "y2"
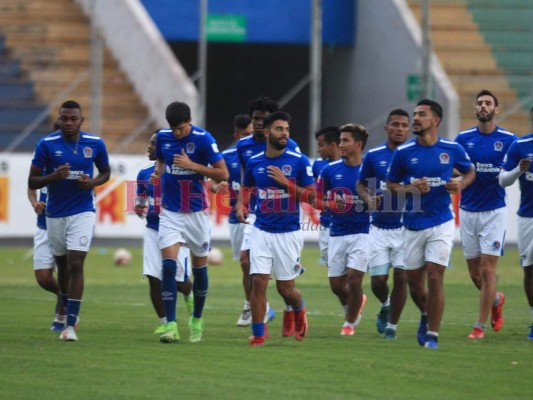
[
  {"x1": 411, "y1": 176, "x2": 446, "y2": 187},
  {"x1": 54, "y1": 151, "x2": 63, "y2": 157},
  {"x1": 166, "y1": 165, "x2": 196, "y2": 175},
  {"x1": 258, "y1": 188, "x2": 290, "y2": 199},
  {"x1": 439, "y1": 153, "x2": 450, "y2": 164},
  {"x1": 66, "y1": 170, "x2": 85, "y2": 180},
  {"x1": 494, "y1": 141, "x2": 504, "y2": 152},
  {"x1": 282, "y1": 164, "x2": 293, "y2": 176},
  {"x1": 186, "y1": 143, "x2": 195, "y2": 154},
  {"x1": 83, "y1": 147, "x2": 93, "y2": 158},
  {"x1": 475, "y1": 162, "x2": 499, "y2": 173}
]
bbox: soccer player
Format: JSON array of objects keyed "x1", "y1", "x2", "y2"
[
  {"x1": 135, "y1": 133, "x2": 193, "y2": 335},
  {"x1": 499, "y1": 105, "x2": 533, "y2": 340},
  {"x1": 238, "y1": 111, "x2": 315, "y2": 346},
  {"x1": 211, "y1": 114, "x2": 253, "y2": 326},
  {"x1": 454, "y1": 89, "x2": 516, "y2": 339},
  {"x1": 151, "y1": 101, "x2": 228, "y2": 343},
  {"x1": 235, "y1": 96, "x2": 300, "y2": 331},
  {"x1": 28, "y1": 100, "x2": 111, "y2": 341},
  {"x1": 357, "y1": 109, "x2": 410, "y2": 340},
  {"x1": 312, "y1": 126, "x2": 341, "y2": 267},
  {"x1": 387, "y1": 99, "x2": 475, "y2": 349},
  {"x1": 318, "y1": 123, "x2": 374, "y2": 336},
  {"x1": 27, "y1": 186, "x2": 66, "y2": 331}
]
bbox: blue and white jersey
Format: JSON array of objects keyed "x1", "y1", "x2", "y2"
[
  {"x1": 358, "y1": 143, "x2": 403, "y2": 230},
  {"x1": 136, "y1": 163, "x2": 160, "y2": 231},
  {"x1": 222, "y1": 146, "x2": 241, "y2": 224},
  {"x1": 36, "y1": 186, "x2": 47, "y2": 230},
  {"x1": 237, "y1": 134, "x2": 300, "y2": 212},
  {"x1": 32, "y1": 131, "x2": 109, "y2": 218},
  {"x1": 455, "y1": 126, "x2": 516, "y2": 211},
  {"x1": 155, "y1": 125, "x2": 223, "y2": 212},
  {"x1": 318, "y1": 159, "x2": 369, "y2": 236},
  {"x1": 312, "y1": 157, "x2": 332, "y2": 228},
  {"x1": 387, "y1": 137, "x2": 472, "y2": 231},
  {"x1": 502, "y1": 134, "x2": 533, "y2": 217},
  {"x1": 243, "y1": 149, "x2": 314, "y2": 233}
]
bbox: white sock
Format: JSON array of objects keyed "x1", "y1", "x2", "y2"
[
  {"x1": 159, "y1": 317, "x2": 167, "y2": 324},
  {"x1": 383, "y1": 297, "x2": 391, "y2": 308},
  {"x1": 343, "y1": 321, "x2": 355, "y2": 328},
  {"x1": 493, "y1": 293, "x2": 501, "y2": 307},
  {"x1": 342, "y1": 304, "x2": 348, "y2": 315},
  {"x1": 386, "y1": 323, "x2": 397, "y2": 331},
  {"x1": 284, "y1": 304, "x2": 293, "y2": 312},
  {"x1": 243, "y1": 301, "x2": 250, "y2": 310},
  {"x1": 427, "y1": 330, "x2": 439, "y2": 337}
]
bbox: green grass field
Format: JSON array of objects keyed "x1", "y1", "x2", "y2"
[{"x1": 1, "y1": 244, "x2": 532, "y2": 400}]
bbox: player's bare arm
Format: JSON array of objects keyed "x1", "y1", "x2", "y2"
[
  {"x1": 27, "y1": 188, "x2": 46, "y2": 214},
  {"x1": 28, "y1": 163, "x2": 71, "y2": 190},
  {"x1": 173, "y1": 149, "x2": 229, "y2": 183}
]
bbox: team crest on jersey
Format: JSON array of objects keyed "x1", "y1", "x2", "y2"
[
  {"x1": 83, "y1": 147, "x2": 93, "y2": 158},
  {"x1": 493, "y1": 141, "x2": 503, "y2": 152},
  {"x1": 186, "y1": 143, "x2": 195, "y2": 154},
  {"x1": 282, "y1": 165, "x2": 292, "y2": 176},
  {"x1": 492, "y1": 240, "x2": 501, "y2": 251},
  {"x1": 439, "y1": 153, "x2": 450, "y2": 164}
]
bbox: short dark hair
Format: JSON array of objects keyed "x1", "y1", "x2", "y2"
[
  {"x1": 476, "y1": 89, "x2": 499, "y2": 107},
  {"x1": 165, "y1": 102, "x2": 191, "y2": 128},
  {"x1": 248, "y1": 96, "x2": 280, "y2": 115},
  {"x1": 386, "y1": 109, "x2": 409, "y2": 123},
  {"x1": 340, "y1": 123, "x2": 368, "y2": 150},
  {"x1": 60, "y1": 100, "x2": 81, "y2": 111},
  {"x1": 315, "y1": 126, "x2": 341, "y2": 145},
  {"x1": 417, "y1": 99, "x2": 443, "y2": 122},
  {"x1": 233, "y1": 114, "x2": 252, "y2": 130},
  {"x1": 263, "y1": 111, "x2": 290, "y2": 128}
]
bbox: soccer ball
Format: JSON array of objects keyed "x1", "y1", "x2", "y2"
[
  {"x1": 207, "y1": 246, "x2": 224, "y2": 266},
  {"x1": 113, "y1": 248, "x2": 132, "y2": 266}
]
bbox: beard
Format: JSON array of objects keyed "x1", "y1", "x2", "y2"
[
  {"x1": 476, "y1": 109, "x2": 495, "y2": 123},
  {"x1": 412, "y1": 128, "x2": 423, "y2": 136},
  {"x1": 269, "y1": 135, "x2": 287, "y2": 150}
]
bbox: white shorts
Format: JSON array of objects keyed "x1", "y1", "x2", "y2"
[
  {"x1": 229, "y1": 222, "x2": 245, "y2": 260},
  {"x1": 318, "y1": 226, "x2": 330, "y2": 266},
  {"x1": 143, "y1": 227, "x2": 191, "y2": 281},
  {"x1": 459, "y1": 207, "x2": 507, "y2": 258},
  {"x1": 240, "y1": 213, "x2": 256, "y2": 252},
  {"x1": 404, "y1": 219, "x2": 454, "y2": 270},
  {"x1": 249, "y1": 229, "x2": 304, "y2": 281},
  {"x1": 46, "y1": 211, "x2": 95, "y2": 256},
  {"x1": 517, "y1": 215, "x2": 533, "y2": 267},
  {"x1": 369, "y1": 226, "x2": 405, "y2": 273},
  {"x1": 327, "y1": 233, "x2": 369, "y2": 277},
  {"x1": 33, "y1": 227, "x2": 55, "y2": 270},
  {"x1": 158, "y1": 209, "x2": 211, "y2": 257}
]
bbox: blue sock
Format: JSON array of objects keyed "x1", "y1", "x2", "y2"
[
  {"x1": 192, "y1": 266, "x2": 208, "y2": 318},
  {"x1": 162, "y1": 258, "x2": 178, "y2": 322},
  {"x1": 252, "y1": 322, "x2": 265, "y2": 338},
  {"x1": 60, "y1": 292, "x2": 69, "y2": 314},
  {"x1": 66, "y1": 299, "x2": 81, "y2": 327},
  {"x1": 294, "y1": 300, "x2": 305, "y2": 313}
]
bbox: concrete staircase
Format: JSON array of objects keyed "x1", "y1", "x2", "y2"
[
  {"x1": 0, "y1": 0, "x2": 155, "y2": 152},
  {"x1": 408, "y1": 0, "x2": 531, "y2": 136}
]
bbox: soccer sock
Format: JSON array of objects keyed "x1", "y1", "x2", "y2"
[
  {"x1": 493, "y1": 293, "x2": 501, "y2": 307},
  {"x1": 284, "y1": 304, "x2": 293, "y2": 312},
  {"x1": 383, "y1": 296, "x2": 391, "y2": 308},
  {"x1": 343, "y1": 321, "x2": 355, "y2": 328},
  {"x1": 427, "y1": 330, "x2": 439, "y2": 338},
  {"x1": 474, "y1": 322, "x2": 486, "y2": 331},
  {"x1": 192, "y1": 266, "x2": 208, "y2": 319},
  {"x1": 252, "y1": 322, "x2": 265, "y2": 338},
  {"x1": 244, "y1": 300, "x2": 250, "y2": 310},
  {"x1": 342, "y1": 304, "x2": 348, "y2": 315},
  {"x1": 386, "y1": 323, "x2": 397, "y2": 331},
  {"x1": 162, "y1": 258, "x2": 178, "y2": 322},
  {"x1": 54, "y1": 314, "x2": 66, "y2": 324},
  {"x1": 294, "y1": 300, "x2": 305, "y2": 313},
  {"x1": 159, "y1": 317, "x2": 167, "y2": 324},
  {"x1": 66, "y1": 299, "x2": 81, "y2": 327},
  {"x1": 60, "y1": 292, "x2": 69, "y2": 314}
]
